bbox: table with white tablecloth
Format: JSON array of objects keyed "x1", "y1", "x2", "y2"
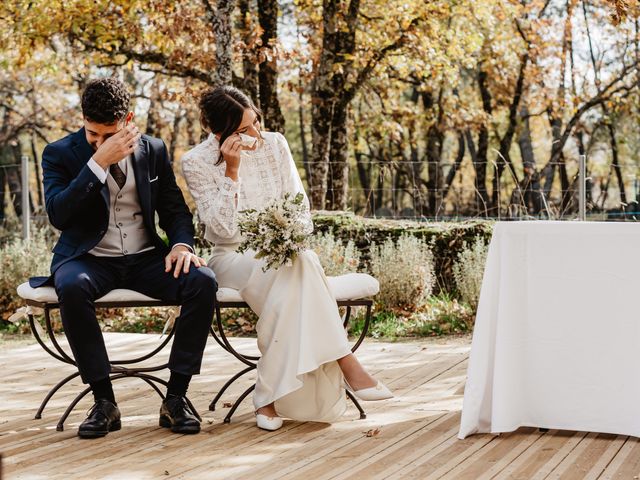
[{"x1": 458, "y1": 221, "x2": 640, "y2": 439}]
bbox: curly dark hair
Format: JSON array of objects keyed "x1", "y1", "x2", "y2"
[{"x1": 81, "y1": 78, "x2": 131, "y2": 124}]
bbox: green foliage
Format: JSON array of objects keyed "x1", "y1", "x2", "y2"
[
  {"x1": 453, "y1": 236, "x2": 490, "y2": 309},
  {"x1": 307, "y1": 231, "x2": 361, "y2": 276},
  {"x1": 0, "y1": 227, "x2": 52, "y2": 322},
  {"x1": 312, "y1": 212, "x2": 493, "y2": 293},
  {"x1": 370, "y1": 234, "x2": 435, "y2": 312}
]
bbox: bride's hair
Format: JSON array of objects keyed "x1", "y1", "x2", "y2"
[{"x1": 198, "y1": 86, "x2": 263, "y2": 165}]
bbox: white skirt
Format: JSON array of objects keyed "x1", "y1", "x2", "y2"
[{"x1": 209, "y1": 245, "x2": 351, "y2": 422}]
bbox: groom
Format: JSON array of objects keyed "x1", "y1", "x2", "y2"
[{"x1": 31, "y1": 78, "x2": 217, "y2": 438}]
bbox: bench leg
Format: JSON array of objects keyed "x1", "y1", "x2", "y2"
[
  {"x1": 35, "y1": 371, "x2": 81, "y2": 419},
  {"x1": 346, "y1": 390, "x2": 367, "y2": 420},
  {"x1": 57, "y1": 384, "x2": 93, "y2": 431},
  {"x1": 224, "y1": 384, "x2": 256, "y2": 424},
  {"x1": 209, "y1": 365, "x2": 256, "y2": 412},
  {"x1": 212, "y1": 300, "x2": 373, "y2": 424}
]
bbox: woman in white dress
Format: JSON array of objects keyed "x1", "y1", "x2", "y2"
[{"x1": 182, "y1": 86, "x2": 392, "y2": 431}]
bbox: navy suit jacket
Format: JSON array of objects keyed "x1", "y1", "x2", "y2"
[{"x1": 30, "y1": 128, "x2": 195, "y2": 287}]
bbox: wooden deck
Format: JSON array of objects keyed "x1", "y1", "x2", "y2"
[{"x1": 1, "y1": 333, "x2": 639, "y2": 479}]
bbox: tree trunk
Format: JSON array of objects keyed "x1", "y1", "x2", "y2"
[
  {"x1": 425, "y1": 125, "x2": 444, "y2": 217},
  {"x1": 518, "y1": 109, "x2": 542, "y2": 214},
  {"x1": 558, "y1": 153, "x2": 572, "y2": 214},
  {"x1": 257, "y1": 0, "x2": 285, "y2": 132},
  {"x1": 298, "y1": 82, "x2": 310, "y2": 185},
  {"x1": 239, "y1": 0, "x2": 259, "y2": 100},
  {"x1": 326, "y1": 104, "x2": 349, "y2": 209},
  {"x1": 354, "y1": 148, "x2": 372, "y2": 215},
  {"x1": 465, "y1": 130, "x2": 490, "y2": 216},
  {"x1": 145, "y1": 77, "x2": 161, "y2": 136},
  {"x1": 442, "y1": 131, "x2": 465, "y2": 201},
  {"x1": 31, "y1": 133, "x2": 43, "y2": 211},
  {"x1": 476, "y1": 67, "x2": 494, "y2": 215},
  {"x1": 407, "y1": 126, "x2": 427, "y2": 216},
  {"x1": 212, "y1": 0, "x2": 234, "y2": 85},
  {"x1": 308, "y1": 0, "x2": 339, "y2": 209},
  {"x1": 168, "y1": 112, "x2": 182, "y2": 162},
  {"x1": 608, "y1": 122, "x2": 627, "y2": 206}
]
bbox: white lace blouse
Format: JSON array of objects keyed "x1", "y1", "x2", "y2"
[{"x1": 181, "y1": 131, "x2": 313, "y2": 246}]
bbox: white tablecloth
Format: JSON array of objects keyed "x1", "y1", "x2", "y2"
[{"x1": 458, "y1": 221, "x2": 640, "y2": 439}]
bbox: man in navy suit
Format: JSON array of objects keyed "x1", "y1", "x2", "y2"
[{"x1": 33, "y1": 78, "x2": 217, "y2": 438}]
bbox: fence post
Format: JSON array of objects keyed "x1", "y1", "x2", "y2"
[
  {"x1": 578, "y1": 154, "x2": 586, "y2": 221},
  {"x1": 21, "y1": 155, "x2": 30, "y2": 241}
]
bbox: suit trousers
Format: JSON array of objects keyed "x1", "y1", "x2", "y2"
[{"x1": 53, "y1": 249, "x2": 217, "y2": 383}]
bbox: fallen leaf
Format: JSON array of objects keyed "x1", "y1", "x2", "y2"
[
  {"x1": 223, "y1": 402, "x2": 232, "y2": 408},
  {"x1": 364, "y1": 428, "x2": 381, "y2": 437}
]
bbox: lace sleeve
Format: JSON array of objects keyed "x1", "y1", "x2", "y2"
[
  {"x1": 275, "y1": 132, "x2": 314, "y2": 235},
  {"x1": 181, "y1": 141, "x2": 241, "y2": 239}
]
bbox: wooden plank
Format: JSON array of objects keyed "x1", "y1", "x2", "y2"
[
  {"x1": 461, "y1": 428, "x2": 545, "y2": 480},
  {"x1": 167, "y1": 345, "x2": 442, "y2": 479},
  {"x1": 527, "y1": 431, "x2": 589, "y2": 480},
  {"x1": 597, "y1": 438, "x2": 640, "y2": 479},
  {"x1": 4, "y1": 333, "x2": 640, "y2": 480}
]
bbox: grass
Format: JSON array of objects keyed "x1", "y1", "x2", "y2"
[{"x1": 349, "y1": 293, "x2": 475, "y2": 340}]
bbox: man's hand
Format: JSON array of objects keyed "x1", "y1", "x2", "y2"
[
  {"x1": 165, "y1": 245, "x2": 207, "y2": 278},
  {"x1": 93, "y1": 124, "x2": 142, "y2": 169}
]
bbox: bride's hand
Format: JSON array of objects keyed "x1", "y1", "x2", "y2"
[{"x1": 221, "y1": 134, "x2": 255, "y2": 181}]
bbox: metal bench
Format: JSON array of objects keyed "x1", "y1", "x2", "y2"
[
  {"x1": 210, "y1": 273, "x2": 378, "y2": 423},
  {"x1": 17, "y1": 272, "x2": 378, "y2": 429},
  {"x1": 17, "y1": 283, "x2": 192, "y2": 431}
]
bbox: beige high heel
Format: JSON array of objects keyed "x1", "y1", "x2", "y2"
[{"x1": 344, "y1": 379, "x2": 394, "y2": 401}]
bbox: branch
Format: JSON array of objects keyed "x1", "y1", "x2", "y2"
[
  {"x1": 76, "y1": 39, "x2": 214, "y2": 84},
  {"x1": 341, "y1": 15, "x2": 424, "y2": 105},
  {"x1": 545, "y1": 60, "x2": 640, "y2": 168},
  {"x1": 538, "y1": 0, "x2": 553, "y2": 18}
]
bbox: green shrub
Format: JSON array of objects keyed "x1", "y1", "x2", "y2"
[
  {"x1": 311, "y1": 211, "x2": 493, "y2": 294},
  {"x1": 369, "y1": 234, "x2": 434, "y2": 312},
  {"x1": 453, "y1": 236, "x2": 489, "y2": 309},
  {"x1": 0, "y1": 227, "x2": 53, "y2": 322},
  {"x1": 307, "y1": 231, "x2": 361, "y2": 276}
]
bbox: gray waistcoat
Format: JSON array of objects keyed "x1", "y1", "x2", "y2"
[{"x1": 90, "y1": 156, "x2": 154, "y2": 257}]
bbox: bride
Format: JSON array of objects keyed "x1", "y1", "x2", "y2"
[{"x1": 181, "y1": 86, "x2": 392, "y2": 431}]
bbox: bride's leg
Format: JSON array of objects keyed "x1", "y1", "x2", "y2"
[{"x1": 337, "y1": 353, "x2": 377, "y2": 390}]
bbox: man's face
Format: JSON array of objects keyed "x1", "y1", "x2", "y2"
[{"x1": 83, "y1": 112, "x2": 133, "y2": 151}]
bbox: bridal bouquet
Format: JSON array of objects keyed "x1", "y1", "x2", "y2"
[{"x1": 237, "y1": 192, "x2": 309, "y2": 272}]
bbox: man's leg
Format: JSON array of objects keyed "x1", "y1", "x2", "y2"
[
  {"x1": 126, "y1": 251, "x2": 217, "y2": 433},
  {"x1": 54, "y1": 255, "x2": 122, "y2": 438},
  {"x1": 54, "y1": 256, "x2": 119, "y2": 399}
]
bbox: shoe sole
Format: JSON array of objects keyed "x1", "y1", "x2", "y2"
[
  {"x1": 78, "y1": 420, "x2": 122, "y2": 439},
  {"x1": 159, "y1": 416, "x2": 200, "y2": 434}
]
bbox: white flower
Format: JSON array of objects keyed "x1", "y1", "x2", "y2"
[{"x1": 236, "y1": 192, "x2": 309, "y2": 272}]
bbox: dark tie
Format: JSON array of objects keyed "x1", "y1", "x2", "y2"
[{"x1": 110, "y1": 163, "x2": 126, "y2": 190}]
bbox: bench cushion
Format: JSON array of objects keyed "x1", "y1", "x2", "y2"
[{"x1": 17, "y1": 273, "x2": 379, "y2": 305}]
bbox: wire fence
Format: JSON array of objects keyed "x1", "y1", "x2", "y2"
[
  {"x1": 302, "y1": 156, "x2": 640, "y2": 222},
  {"x1": 2, "y1": 154, "x2": 639, "y2": 244}
]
